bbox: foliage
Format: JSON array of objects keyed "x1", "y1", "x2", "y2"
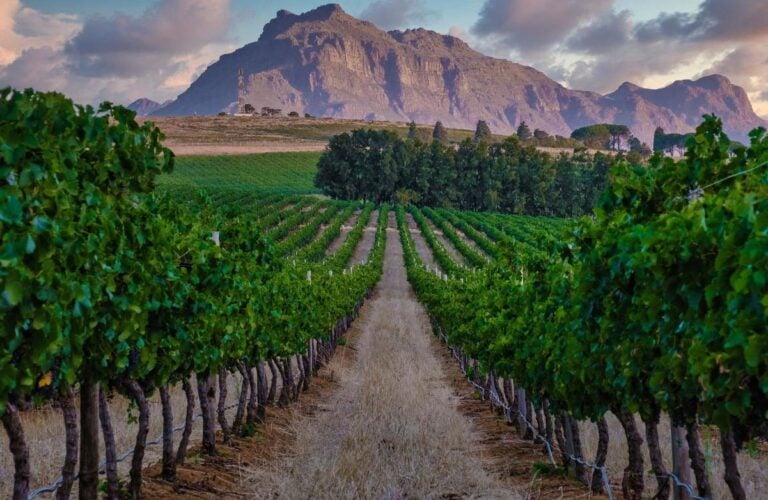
[
  {"x1": 474, "y1": 120, "x2": 492, "y2": 143},
  {"x1": 516, "y1": 121, "x2": 532, "y2": 141},
  {"x1": 653, "y1": 126, "x2": 694, "y2": 154},
  {"x1": 432, "y1": 121, "x2": 448, "y2": 144},
  {"x1": 400, "y1": 115, "x2": 768, "y2": 448},
  {"x1": 315, "y1": 129, "x2": 624, "y2": 216},
  {"x1": 571, "y1": 123, "x2": 631, "y2": 150},
  {"x1": 160, "y1": 152, "x2": 322, "y2": 194}
]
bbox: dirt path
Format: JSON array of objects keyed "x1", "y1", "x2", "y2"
[
  {"x1": 349, "y1": 210, "x2": 379, "y2": 265},
  {"x1": 325, "y1": 210, "x2": 361, "y2": 256},
  {"x1": 247, "y1": 214, "x2": 514, "y2": 498},
  {"x1": 425, "y1": 217, "x2": 467, "y2": 267},
  {"x1": 406, "y1": 213, "x2": 441, "y2": 272}
]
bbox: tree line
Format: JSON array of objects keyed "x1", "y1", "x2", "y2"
[{"x1": 315, "y1": 122, "x2": 625, "y2": 217}]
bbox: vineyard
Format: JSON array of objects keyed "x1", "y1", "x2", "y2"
[
  {"x1": 159, "y1": 152, "x2": 321, "y2": 194},
  {"x1": 1, "y1": 90, "x2": 767, "y2": 499}
]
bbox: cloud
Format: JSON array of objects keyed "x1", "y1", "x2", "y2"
[
  {"x1": 636, "y1": 0, "x2": 768, "y2": 43},
  {"x1": 566, "y1": 10, "x2": 632, "y2": 55},
  {"x1": 471, "y1": 0, "x2": 611, "y2": 53},
  {"x1": 0, "y1": 0, "x2": 237, "y2": 107},
  {"x1": 0, "y1": 0, "x2": 80, "y2": 65},
  {"x1": 466, "y1": 0, "x2": 768, "y2": 117},
  {"x1": 360, "y1": 0, "x2": 436, "y2": 30},
  {"x1": 65, "y1": 0, "x2": 232, "y2": 78}
]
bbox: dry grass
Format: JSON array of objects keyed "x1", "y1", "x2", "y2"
[
  {"x1": 246, "y1": 216, "x2": 515, "y2": 499},
  {"x1": 140, "y1": 116, "x2": 482, "y2": 156},
  {"x1": 578, "y1": 413, "x2": 768, "y2": 499}
]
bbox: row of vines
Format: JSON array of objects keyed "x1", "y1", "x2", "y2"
[
  {"x1": 399, "y1": 116, "x2": 767, "y2": 499},
  {"x1": 0, "y1": 89, "x2": 386, "y2": 499}
]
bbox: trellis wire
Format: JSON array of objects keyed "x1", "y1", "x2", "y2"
[
  {"x1": 436, "y1": 325, "x2": 615, "y2": 499},
  {"x1": 28, "y1": 401, "x2": 242, "y2": 499},
  {"x1": 436, "y1": 323, "x2": 709, "y2": 500}
]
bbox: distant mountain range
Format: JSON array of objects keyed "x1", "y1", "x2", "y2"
[{"x1": 150, "y1": 3, "x2": 767, "y2": 144}]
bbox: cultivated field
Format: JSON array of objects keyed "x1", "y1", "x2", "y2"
[{"x1": 142, "y1": 115, "x2": 494, "y2": 155}]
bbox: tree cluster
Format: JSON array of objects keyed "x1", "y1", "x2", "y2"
[{"x1": 315, "y1": 127, "x2": 623, "y2": 216}]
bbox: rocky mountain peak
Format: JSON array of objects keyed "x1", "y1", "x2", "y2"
[
  {"x1": 156, "y1": 5, "x2": 767, "y2": 144},
  {"x1": 259, "y1": 4, "x2": 355, "y2": 42}
]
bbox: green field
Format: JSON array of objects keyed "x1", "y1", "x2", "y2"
[{"x1": 158, "y1": 152, "x2": 322, "y2": 194}]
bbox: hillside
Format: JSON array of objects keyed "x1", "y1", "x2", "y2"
[
  {"x1": 152, "y1": 4, "x2": 766, "y2": 144},
  {"x1": 127, "y1": 98, "x2": 163, "y2": 116}
]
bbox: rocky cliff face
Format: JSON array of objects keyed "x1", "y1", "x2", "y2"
[{"x1": 154, "y1": 4, "x2": 767, "y2": 144}]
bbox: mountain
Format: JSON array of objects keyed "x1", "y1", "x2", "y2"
[
  {"x1": 127, "y1": 98, "x2": 163, "y2": 116},
  {"x1": 153, "y1": 4, "x2": 767, "y2": 144}
]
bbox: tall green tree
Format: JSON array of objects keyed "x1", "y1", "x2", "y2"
[
  {"x1": 516, "y1": 121, "x2": 532, "y2": 140},
  {"x1": 474, "y1": 120, "x2": 492, "y2": 143},
  {"x1": 432, "y1": 121, "x2": 448, "y2": 144}
]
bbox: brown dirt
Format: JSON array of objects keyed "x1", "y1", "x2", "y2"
[
  {"x1": 432, "y1": 339, "x2": 606, "y2": 499},
  {"x1": 141, "y1": 339, "x2": 361, "y2": 499}
]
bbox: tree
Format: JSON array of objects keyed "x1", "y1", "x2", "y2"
[
  {"x1": 629, "y1": 137, "x2": 652, "y2": 158},
  {"x1": 242, "y1": 103, "x2": 255, "y2": 114},
  {"x1": 433, "y1": 121, "x2": 448, "y2": 144},
  {"x1": 288, "y1": 111, "x2": 300, "y2": 117},
  {"x1": 407, "y1": 121, "x2": 418, "y2": 140},
  {"x1": 533, "y1": 128, "x2": 549, "y2": 140},
  {"x1": 474, "y1": 120, "x2": 492, "y2": 143},
  {"x1": 217, "y1": 111, "x2": 228, "y2": 116},
  {"x1": 517, "y1": 121, "x2": 532, "y2": 140}
]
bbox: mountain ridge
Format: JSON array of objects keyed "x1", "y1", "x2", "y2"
[{"x1": 152, "y1": 4, "x2": 766, "y2": 144}]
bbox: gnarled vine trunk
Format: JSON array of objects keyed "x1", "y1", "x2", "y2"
[
  {"x1": 643, "y1": 411, "x2": 670, "y2": 500},
  {"x1": 159, "y1": 385, "x2": 175, "y2": 480},
  {"x1": 98, "y1": 387, "x2": 119, "y2": 500},
  {"x1": 569, "y1": 416, "x2": 588, "y2": 485},
  {"x1": 616, "y1": 409, "x2": 645, "y2": 499},
  {"x1": 591, "y1": 416, "x2": 609, "y2": 494},
  {"x1": 720, "y1": 428, "x2": 746, "y2": 500},
  {"x1": 246, "y1": 365, "x2": 258, "y2": 427},
  {"x1": 686, "y1": 421, "x2": 711, "y2": 498},
  {"x1": 301, "y1": 354, "x2": 311, "y2": 391},
  {"x1": 233, "y1": 362, "x2": 249, "y2": 433},
  {"x1": 217, "y1": 366, "x2": 230, "y2": 443},
  {"x1": 267, "y1": 359, "x2": 279, "y2": 403},
  {"x1": 197, "y1": 371, "x2": 217, "y2": 455},
  {"x1": 56, "y1": 387, "x2": 78, "y2": 500},
  {"x1": 2, "y1": 401, "x2": 30, "y2": 500},
  {"x1": 79, "y1": 379, "x2": 100, "y2": 499},
  {"x1": 555, "y1": 414, "x2": 570, "y2": 467},
  {"x1": 176, "y1": 378, "x2": 195, "y2": 465},
  {"x1": 124, "y1": 380, "x2": 150, "y2": 499},
  {"x1": 256, "y1": 361, "x2": 268, "y2": 422}
]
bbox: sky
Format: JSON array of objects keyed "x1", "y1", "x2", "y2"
[{"x1": 1, "y1": 0, "x2": 766, "y2": 117}]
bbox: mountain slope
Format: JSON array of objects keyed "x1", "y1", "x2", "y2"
[
  {"x1": 127, "y1": 98, "x2": 163, "y2": 116},
  {"x1": 153, "y1": 4, "x2": 766, "y2": 144}
]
